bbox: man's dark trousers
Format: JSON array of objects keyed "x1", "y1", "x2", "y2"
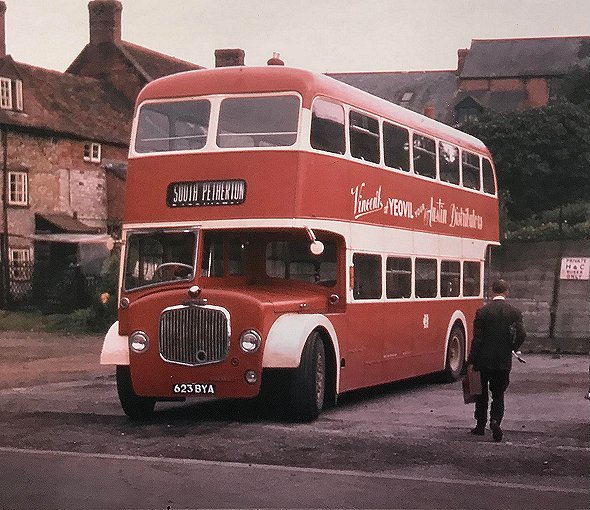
[{"x1": 474, "y1": 368, "x2": 510, "y2": 426}]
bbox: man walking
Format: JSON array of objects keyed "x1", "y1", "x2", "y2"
[{"x1": 467, "y1": 279, "x2": 526, "y2": 441}]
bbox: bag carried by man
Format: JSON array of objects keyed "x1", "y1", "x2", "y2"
[{"x1": 462, "y1": 365, "x2": 482, "y2": 404}]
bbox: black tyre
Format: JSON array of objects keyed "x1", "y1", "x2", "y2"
[
  {"x1": 441, "y1": 325, "x2": 465, "y2": 382},
  {"x1": 116, "y1": 365, "x2": 156, "y2": 420},
  {"x1": 289, "y1": 332, "x2": 326, "y2": 422}
]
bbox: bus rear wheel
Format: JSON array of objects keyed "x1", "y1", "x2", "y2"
[
  {"x1": 442, "y1": 325, "x2": 465, "y2": 382},
  {"x1": 289, "y1": 332, "x2": 326, "y2": 422},
  {"x1": 116, "y1": 365, "x2": 156, "y2": 420}
]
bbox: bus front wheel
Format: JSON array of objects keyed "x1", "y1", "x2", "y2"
[
  {"x1": 289, "y1": 332, "x2": 326, "y2": 422},
  {"x1": 116, "y1": 365, "x2": 156, "y2": 420},
  {"x1": 442, "y1": 325, "x2": 465, "y2": 382}
]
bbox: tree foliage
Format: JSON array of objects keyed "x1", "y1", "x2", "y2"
[{"x1": 459, "y1": 99, "x2": 590, "y2": 224}]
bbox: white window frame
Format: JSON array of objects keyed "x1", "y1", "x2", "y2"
[
  {"x1": 9, "y1": 248, "x2": 31, "y2": 281},
  {"x1": 14, "y1": 79, "x2": 23, "y2": 111},
  {"x1": 84, "y1": 142, "x2": 102, "y2": 163},
  {"x1": 0, "y1": 77, "x2": 12, "y2": 109},
  {"x1": 8, "y1": 171, "x2": 28, "y2": 206}
]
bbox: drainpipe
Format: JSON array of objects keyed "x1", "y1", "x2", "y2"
[{"x1": 1, "y1": 125, "x2": 11, "y2": 308}]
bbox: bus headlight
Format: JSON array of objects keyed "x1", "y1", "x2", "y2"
[
  {"x1": 239, "y1": 329, "x2": 261, "y2": 353},
  {"x1": 130, "y1": 331, "x2": 150, "y2": 353}
]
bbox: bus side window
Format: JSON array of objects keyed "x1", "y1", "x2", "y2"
[
  {"x1": 413, "y1": 134, "x2": 436, "y2": 179},
  {"x1": 439, "y1": 142, "x2": 460, "y2": 185},
  {"x1": 386, "y1": 256, "x2": 412, "y2": 298},
  {"x1": 462, "y1": 151, "x2": 481, "y2": 190},
  {"x1": 415, "y1": 258, "x2": 437, "y2": 298},
  {"x1": 350, "y1": 111, "x2": 380, "y2": 164},
  {"x1": 383, "y1": 123, "x2": 410, "y2": 171},
  {"x1": 353, "y1": 253, "x2": 382, "y2": 299},
  {"x1": 463, "y1": 261, "x2": 481, "y2": 296},
  {"x1": 441, "y1": 260, "x2": 460, "y2": 297},
  {"x1": 482, "y1": 158, "x2": 496, "y2": 195},
  {"x1": 310, "y1": 99, "x2": 345, "y2": 154}
]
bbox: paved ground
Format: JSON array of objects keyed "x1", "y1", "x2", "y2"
[
  {"x1": 0, "y1": 330, "x2": 110, "y2": 389},
  {"x1": 0, "y1": 330, "x2": 588, "y2": 509}
]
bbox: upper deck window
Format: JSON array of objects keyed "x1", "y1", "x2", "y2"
[
  {"x1": 482, "y1": 158, "x2": 496, "y2": 195},
  {"x1": 217, "y1": 95, "x2": 300, "y2": 148},
  {"x1": 462, "y1": 151, "x2": 481, "y2": 190},
  {"x1": 310, "y1": 98, "x2": 345, "y2": 154},
  {"x1": 135, "y1": 100, "x2": 211, "y2": 153},
  {"x1": 439, "y1": 141, "x2": 460, "y2": 185},
  {"x1": 349, "y1": 111, "x2": 380, "y2": 164},
  {"x1": 413, "y1": 134, "x2": 436, "y2": 179},
  {"x1": 383, "y1": 122, "x2": 410, "y2": 171}
]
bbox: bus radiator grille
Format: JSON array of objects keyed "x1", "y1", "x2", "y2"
[{"x1": 159, "y1": 305, "x2": 229, "y2": 365}]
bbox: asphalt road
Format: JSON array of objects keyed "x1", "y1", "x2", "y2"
[{"x1": 0, "y1": 331, "x2": 588, "y2": 509}]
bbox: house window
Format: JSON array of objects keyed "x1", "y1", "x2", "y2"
[
  {"x1": 0, "y1": 78, "x2": 12, "y2": 109},
  {"x1": 8, "y1": 171, "x2": 28, "y2": 206},
  {"x1": 9, "y1": 248, "x2": 31, "y2": 281},
  {"x1": 0, "y1": 77, "x2": 23, "y2": 111},
  {"x1": 84, "y1": 142, "x2": 101, "y2": 163}
]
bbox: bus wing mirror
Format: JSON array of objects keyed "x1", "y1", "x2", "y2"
[
  {"x1": 305, "y1": 227, "x2": 324, "y2": 255},
  {"x1": 310, "y1": 240, "x2": 324, "y2": 256}
]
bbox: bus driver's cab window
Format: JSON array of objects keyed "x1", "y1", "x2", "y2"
[{"x1": 124, "y1": 230, "x2": 196, "y2": 290}]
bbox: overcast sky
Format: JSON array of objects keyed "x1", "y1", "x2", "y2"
[{"x1": 5, "y1": 0, "x2": 590, "y2": 73}]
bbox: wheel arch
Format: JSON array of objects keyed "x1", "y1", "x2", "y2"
[
  {"x1": 442, "y1": 311, "x2": 467, "y2": 368},
  {"x1": 100, "y1": 321, "x2": 129, "y2": 365},
  {"x1": 263, "y1": 313, "x2": 341, "y2": 395}
]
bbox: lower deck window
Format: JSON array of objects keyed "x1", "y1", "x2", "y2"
[
  {"x1": 441, "y1": 260, "x2": 460, "y2": 297},
  {"x1": 463, "y1": 261, "x2": 481, "y2": 296},
  {"x1": 266, "y1": 239, "x2": 337, "y2": 286},
  {"x1": 353, "y1": 253, "x2": 382, "y2": 299},
  {"x1": 386, "y1": 256, "x2": 411, "y2": 298},
  {"x1": 415, "y1": 258, "x2": 437, "y2": 298}
]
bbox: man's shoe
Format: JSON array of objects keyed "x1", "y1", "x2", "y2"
[
  {"x1": 490, "y1": 420, "x2": 503, "y2": 442},
  {"x1": 470, "y1": 425, "x2": 485, "y2": 436}
]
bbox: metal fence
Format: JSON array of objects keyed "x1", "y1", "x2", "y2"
[{"x1": 2, "y1": 261, "x2": 100, "y2": 311}]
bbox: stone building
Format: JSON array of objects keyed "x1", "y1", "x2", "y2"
[{"x1": 0, "y1": 0, "x2": 201, "y2": 308}]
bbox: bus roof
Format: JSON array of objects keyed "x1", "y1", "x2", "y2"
[{"x1": 137, "y1": 66, "x2": 489, "y2": 155}]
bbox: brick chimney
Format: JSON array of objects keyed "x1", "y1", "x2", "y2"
[
  {"x1": 423, "y1": 104, "x2": 436, "y2": 119},
  {"x1": 267, "y1": 52, "x2": 284, "y2": 66},
  {"x1": 457, "y1": 48, "x2": 469, "y2": 75},
  {"x1": 88, "y1": 0, "x2": 122, "y2": 45},
  {"x1": 215, "y1": 48, "x2": 245, "y2": 67},
  {"x1": 0, "y1": 1, "x2": 6, "y2": 57}
]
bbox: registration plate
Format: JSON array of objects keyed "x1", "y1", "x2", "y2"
[{"x1": 172, "y1": 383, "x2": 216, "y2": 395}]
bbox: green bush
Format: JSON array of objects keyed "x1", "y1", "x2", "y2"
[{"x1": 85, "y1": 248, "x2": 120, "y2": 333}]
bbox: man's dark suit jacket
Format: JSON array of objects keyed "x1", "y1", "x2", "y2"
[{"x1": 468, "y1": 297, "x2": 527, "y2": 371}]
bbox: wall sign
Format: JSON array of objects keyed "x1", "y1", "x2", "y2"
[
  {"x1": 560, "y1": 257, "x2": 590, "y2": 280},
  {"x1": 167, "y1": 179, "x2": 246, "y2": 207}
]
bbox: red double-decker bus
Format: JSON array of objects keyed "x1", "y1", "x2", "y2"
[{"x1": 101, "y1": 66, "x2": 499, "y2": 422}]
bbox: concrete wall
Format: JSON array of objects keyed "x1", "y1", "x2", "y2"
[{"x1": 490, "y1": 240, "x2": 590, "y2": 353}]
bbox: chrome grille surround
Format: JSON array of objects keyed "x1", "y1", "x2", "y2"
[{"x1": 159, "y1": 304, "x2": 231, "y2": 366}]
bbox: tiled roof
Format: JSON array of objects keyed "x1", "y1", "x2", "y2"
[
  {"x1": 35, "y1": 213, "x2": 101, "y2": 234},
  {"x1": 326, "y1": 70, "x2": 458, "y2": 124},
  {"x1": 119, "y1": 41, "x2": 203, "y2": 80},
  {"x1": 0, "y1": 56, "x2": 132, "y2": 144},
  {"x1": 460, "y1": 36, "x2": 590, "y2": 79}
]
